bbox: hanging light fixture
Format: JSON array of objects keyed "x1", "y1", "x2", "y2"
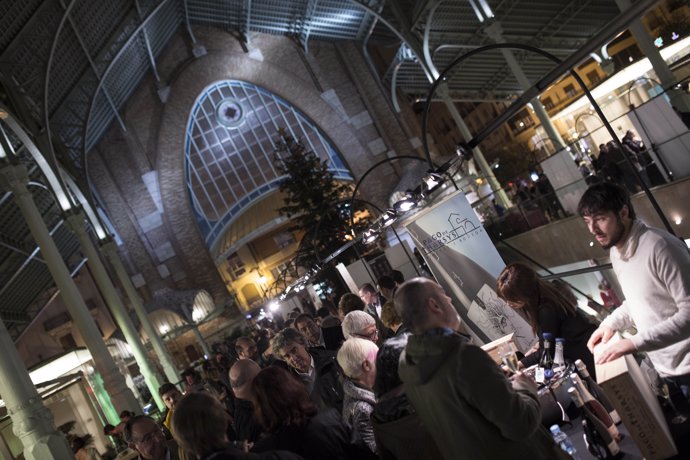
[
  {"x1": 421, "y1": 172, "x2": 444, "y2": 195},
  {"x1": 394, "y1": 191, "x2": 419, "y2": 213},
  {"x1": 380, "y1": 208, "x2": 397, "y2": 227},
  {"x1": 362, "y1": 227, "x2": 381, "y2": 244},
  {"x1": 455, "y1": 143, "x2": 473, "y2": 161}
]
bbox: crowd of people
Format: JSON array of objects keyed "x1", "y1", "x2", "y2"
[{"x1": 114, "y1": 183, "x2": 689, "y2": 460}]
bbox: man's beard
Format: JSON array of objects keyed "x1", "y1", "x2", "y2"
[{"x1": 601, "y1": 216, "x2": 626, "y2": 249}]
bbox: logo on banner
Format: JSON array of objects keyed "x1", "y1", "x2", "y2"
[{"x1": 420, "y1": 212, "x2": 483, "y2": 254}]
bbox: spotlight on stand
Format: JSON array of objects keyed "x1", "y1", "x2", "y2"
[
  {"x1": 362, "y1": 227, "x2": 381, "y2": 244},
  {"x1": 421, "y1": 172, "x2": 445, "y2": 196},
  {"x1": 380, "y1": 208, "x2": 397, "y2": 228},
  {"x1": 394, "y1": 191, "x2": 419, "y2": 213}
]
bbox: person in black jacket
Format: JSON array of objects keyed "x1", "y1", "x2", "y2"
[
  {"x1": 371, "y1": 334, "x2": 442, "y2": 460},
  {"x1": 250, "y1": 366, "x2": 361, "y2": 460},
  {"x1": 497, "y1": 262, "x2": 598, "y2": 377},
  {"x1": 271, "y1": 328, "x2": 344, "y2": 412},
  {"x1": 229, "y1": 359, "x2": 263, "y2": 444}
]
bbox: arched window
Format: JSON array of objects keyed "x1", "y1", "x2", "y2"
[
  {"x1": 241, "y1": 283, "x2": 262, "y2": 307},
  {"x1": 184, "y1": 80, "x2": 352, "y2": 249}
]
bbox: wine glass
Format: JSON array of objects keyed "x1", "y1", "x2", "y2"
[
  {"x1": 657, "y1": 381, "x2": 688, "y2": 424},
  {"x1": 499, "y1": 343, "x2": 519, "y2": 374}
]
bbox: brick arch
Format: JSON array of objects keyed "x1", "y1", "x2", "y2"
[{"x1": 156, "y1": 49, "x2": 369, "y2": 301}]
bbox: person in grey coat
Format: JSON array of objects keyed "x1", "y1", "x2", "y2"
[{"x1": 336, "y1": 337, "x2": 378, "y2": 454}]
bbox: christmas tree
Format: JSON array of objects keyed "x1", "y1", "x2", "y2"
[{"x1": 273, "y1": 129, "x2": 365, "y2": 267}]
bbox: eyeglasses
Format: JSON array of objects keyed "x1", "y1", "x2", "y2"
[{"x1": 354, "y1": 328, "x2": 379, "y2": 341}]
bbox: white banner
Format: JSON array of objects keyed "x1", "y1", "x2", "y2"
[{"x1": 405, "y1": 191, "x2": 535, "y2": 351}]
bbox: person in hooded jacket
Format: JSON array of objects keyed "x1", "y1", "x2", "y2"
[
  {"x1": 371, "y1": 334, "x2": 442, "y2": 460},
  {"x1": 395, "y1": 278, "x2": 572, "y2": 460}
]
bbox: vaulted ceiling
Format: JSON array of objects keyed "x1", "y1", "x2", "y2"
[{"x1": 0, "y1": 0, "x2": 658, "y2": 340}]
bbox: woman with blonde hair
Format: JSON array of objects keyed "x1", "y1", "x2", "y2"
[{"x1": 497, "y1": 262, "x2": 597, "y2": 376}]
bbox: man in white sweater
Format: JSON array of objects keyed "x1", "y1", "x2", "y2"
[{"x1": 578, "y1": 183, "x2": 690, "y2": 401}]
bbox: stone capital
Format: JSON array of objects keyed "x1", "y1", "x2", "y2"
[
  {"x1": 0, "y1": 163, "x2": 30, "y2": 196},
  {"x1": 63, "y1": 210, "x2": 88, "y2": 236}
]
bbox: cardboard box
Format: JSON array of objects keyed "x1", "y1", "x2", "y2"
[
  {"x1": 480, "y1": 333, "x2": 517, "y2": 365},
  {"x1": 594, "y1": 337, "x2": 677, "y2": 460}
]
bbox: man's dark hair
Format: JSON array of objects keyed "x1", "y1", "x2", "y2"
[
  {"x1": 234, "y1": 336, "x2": 257, "y2": 352},
  {"x1": 378, "y1": 275, "x2": 396, "y2": 291},
  {"x1": 181, "y1": 367, "x2": 200, "y2": 380},
  {"x1": 294, "y1": 313, "x2": 315, "y2": 326},
  {"x1": 158, "y1": 382, "x2": 178, "y2": 397},
  {"x1": 391, "y1": 270, "x2": 405, "y2": 285},
  {"x1": 316, "y1": 306, "x2": 330, "y2": 318},
  {"x1": 72, "y1": 435, "x2": 87, "y2": 452},
  {"x1": 577, "y1": 183, "x2": 636, "y2": 220},
  {"x1": 271, "y1": 327, "x2": 308, "y2": 356},
  {"x1": 123, "y1": 415, "x2": 155, "y2": 443},
  {"x1": 359, "y1": 283, "x2": 376, "y2": 294},
  {"x1": 338, "y1": 293, "x2": 365, "y2": 316}
]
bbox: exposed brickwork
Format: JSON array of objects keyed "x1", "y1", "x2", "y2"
[{"x1": 91, "y1": 27, "x2": 422, "y2": 313}]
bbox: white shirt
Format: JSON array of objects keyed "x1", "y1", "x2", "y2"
[{"x1": 602, "y1": 220, "x2": 690, "y2": 377}]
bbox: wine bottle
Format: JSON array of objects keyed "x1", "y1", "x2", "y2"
[
  {"x1": 569, "y1": 388, "x2": 621, "y2": 458},
  {"x1": 575, "y1": 359, "x2": 621, "y2": 424},
  {"x1": 539, "y1": 333, "x2": 554, "y2": 369},
  {"x1": 535, "y1": 332, "x2": 554, "y2": 382},
  {"x1": 571, "y1": 374, "x2": 621, "y2": 442},
  {"x1": 582, "y1": 418, "x2": 619, "y2": 460},
  {"x1": 553, "y1": 338, "x2": 566, "y2": 373}
]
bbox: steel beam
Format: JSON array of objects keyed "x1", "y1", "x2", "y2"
[
  {"x1": 59, "y1": 4, "x2": 126, "y2": 131},
  {"x1": 134, "y1": 0, "x2": 161, "y2": 82},
  {"x1": 471, "y1": 0, "x2": 659, "y2": 149}
]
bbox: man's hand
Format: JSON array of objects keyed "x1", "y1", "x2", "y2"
[
  {"x1": 587, "y1": 325, "x2": 615, "y2": 352},
  {"x1": 510, "y1": 371, "x2": 537, "y2": 393},
  {"x1": 596, "y1": 338, "x2": 637, "y2": 364}
]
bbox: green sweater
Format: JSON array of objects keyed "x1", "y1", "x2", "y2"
[{"x1": 399, "y1": 333, "x2": 570, "y2": 460}]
